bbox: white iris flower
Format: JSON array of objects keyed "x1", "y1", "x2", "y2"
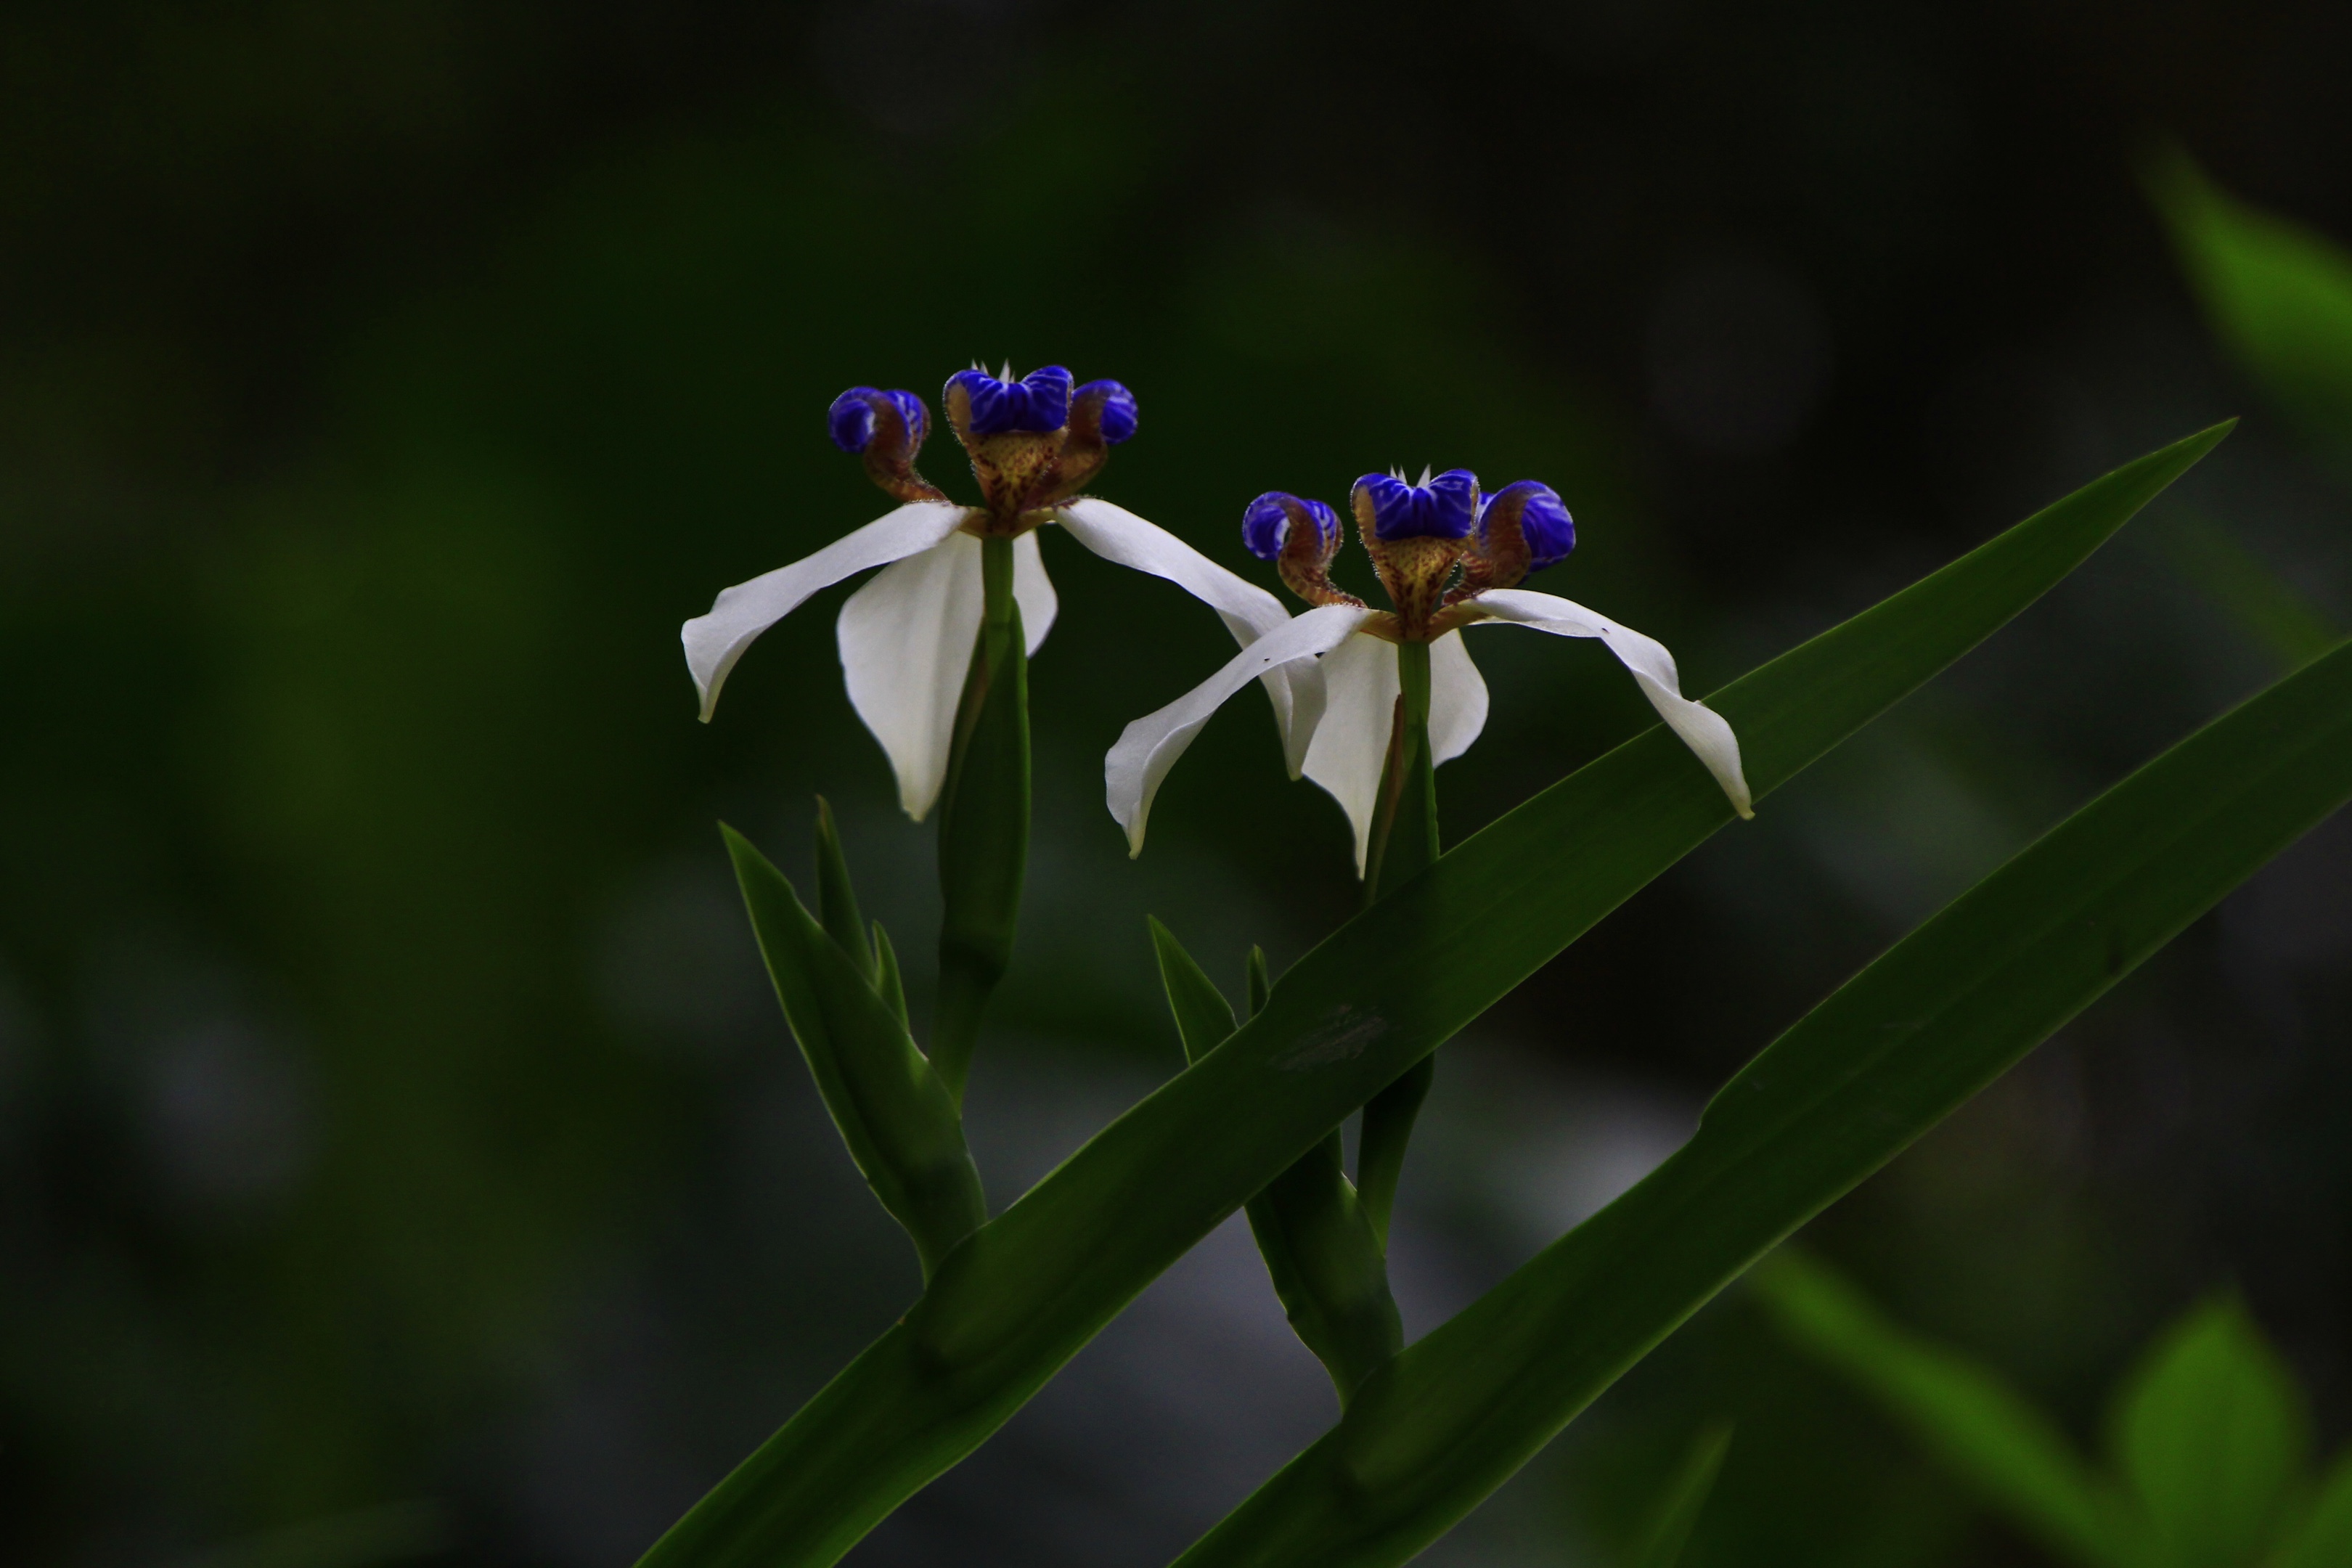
[
  {"x1": 682, "y1": 365, "x2": 1307, "y2": 820},
  {"x1": 1107, "y1": 468, "x2": 1754, "y2": 871}
]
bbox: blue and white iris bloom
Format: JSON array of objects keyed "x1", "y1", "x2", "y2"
[
  {"x1": 682, "y1": 365, "x2": 1307, "y2": 820},
  {"x1": 1106, "y1": 467, "x2": 1754, "y2": 871}
]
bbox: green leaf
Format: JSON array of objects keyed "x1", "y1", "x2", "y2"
[
  {"x1": 2109, "y1": 1297, "x2": 2311, "y2": 1568},
  {"x1": 1170, "y1": 630, "x2": 2352, "y2": 1568},
  {"x1": 2273, "y1": 1449, "x2": 2352, "y2": 1568},
  {"x1": 1630, "y1": 1422, "x2": 1734, "y2": 1568},
  {"x1": 932, "y1": 536, "x2": 1030, "y2": 1102},
  {"x1": 722, "y1": 825, "x2": 985, "y2": 1280},
  {"x1": 2163, "y1": 510, "x2": 2341, "y2": 674},
  {"x1": 1150, "y1": 917, "x2": 1400, "y2": 1403},
  {"x1": 813, "y1": 796, "x2": 875, "y2": 984},
  {"x1": 1756, "y1": 1251, "x2": 2123, "y2": 1568},
  {"x1": 637, "y1": 426, "x2": 2229, "y2": 1568},
  {"x1": 2153, "y1": 153, "x2": 2352, "y2": 451}
]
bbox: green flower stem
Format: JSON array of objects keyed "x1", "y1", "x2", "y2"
[
  {"x1": 1222, "y1": 639, "x2": 1439, "y2": 1402},
  {"x1": 1360, "y1": 639, "x2": 1439, "y2": 905},
  {"x1": 931, "y1": 534, "x2": 1029, "y2": 1104},
  {"x1": 634, "y1": 426, "x2": 2227, "y2": 1568},
  {"x1": 1357, "y1": 637, "x2": 1438, "y2": 1246}
]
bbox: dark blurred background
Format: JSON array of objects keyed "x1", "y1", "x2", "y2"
[{"x1": 3, "y1": 3, "x2": 2348, "y2": 1565}]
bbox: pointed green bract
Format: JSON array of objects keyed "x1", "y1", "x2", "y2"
[
  {"x1": 1149, "y1": 915, "x2": 1240, "y2": 1068},
  {"x1": 872, "y1": 920, "x2": 910, "y2": 1031},
  {"x1": 1171, "y1": 632, "x2": 2352, "y2": 1568},
  {"x1": 814, "y1": 796, "x2": 876, "y2": 984},
  {"x1": 1757, "y1": 1252, "x2": 2124, "y2": 1568},
  {"x1": 2109, "y1": 1298, "x2": 2312, "y2": 1568},
  {"x1": 723, "y1": 825, "x2": 985, "y2": 1281},
  {"x1": 1631, "y1": 1424, "x2": 1734, "y2": 1568},
  {"x1": 1150, "y1": 918, "x2": 1400, "y2": 1403},
  {"x1": 638, "y1": 426, "x2": 2229, "y2": 1568}
]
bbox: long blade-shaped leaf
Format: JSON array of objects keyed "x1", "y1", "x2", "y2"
[
  {"x1": 1630, "y1": 1422, "x2": 1734, "y2": 1568},
  {"x1": 1172, "y1": 634, "x2": 2352, "y2": 1568},
  {"x1": 637, "y1": 426, "x2": 2229, "y2": 1568},
  {"x1": 2154, "y1": 154, "x2": 2352, "y2": 452},
  {"x1": 1756, "y1": 1253, "x2": 2123, "y2": 1568}
]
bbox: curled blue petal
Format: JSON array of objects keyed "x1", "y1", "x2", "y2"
[
  {"x1": 828, "y1": 387, "x2": 883, "y2": 452},
  {"x1": 1243, "y1": 491, "x2": 1340, "y2": 560},
  {"x1": 1354, "y1": 468, "x2": 1480, "y2": 541},
  {"x1": 949, "y1": 364, "x2": 1075, "y2": 435},
  {"x1": 1077, "y1": 379, "x2": 1138, "y2": 444},
  {"x1": 828, "y1": 386, "x2": 928, "y2": 454},
  {"x1": 1482, "y1": 480, "x2": 1575, "y2": 569},
  {"x1": 882, "y1": 388, "x2": 928, "y2": 443},
  {"x1": 1018, "y1": 364, "x2": 1073, "y2": 428}
]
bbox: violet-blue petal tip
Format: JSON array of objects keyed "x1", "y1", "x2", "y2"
[
  {"x1": 1516, "y1": 482, "x2": 1577, "y2": 568},
  {"x1": 882, "y1": 388, "x2": 928, "y2": 443},
  {"x1": 828, "y1": 387, "x2": 883, "y2": 453},
  {"x1": 827, "y1": 386, "x2": 928, "y2": 454},
  {"x1": 1243, "y1": 492, "x2": 1341, "y2": 560},
  {"x1": 1356, "y1": 468, "x2": 1479, "y2": 541},
  {"x1": 950, "y1": 364, "x2": 1075, "y2": 435},
  {"x1": 1079, "y1": 379, "x2": 1138, "y2": 444}
]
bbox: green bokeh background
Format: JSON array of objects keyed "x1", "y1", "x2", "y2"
[{"x1": 2, "y1": 4, "x2": 2346, "y2": 1564}]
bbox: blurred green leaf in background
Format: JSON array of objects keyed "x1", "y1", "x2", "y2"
[{"x1": 1763, "y1": 1254, "x2": 2352, "y2": 1568}]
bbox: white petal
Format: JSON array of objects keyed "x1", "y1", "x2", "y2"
[
  {"x1": 1299, "y1": 634, "x2": 1402, "y2": 877},
  {"x1": 1427, "y1": 629, "x2": 1489, "y2": 767},
  {"x1": 1470, "y1": 589, "x2": 1755, "y2": 818},
  {"x1": 1055, "y1": 497, "x2": 1318, "y2": 775},
  {"x1": 1013, "y1": 529, "x2": 1058, "y2": 656},
  {"x1": 1299, "y1": 632, "x2": 1490, "y2": 877},
  {"x1": 1106, "y1": 604, "x2": 1373, "y2": 857},
  {"x1": 682, "y1": 501, "x2": 971, "y2": 721},
  {"x1": 838, "y1": 534, "x2": 986, "y2": 822}
]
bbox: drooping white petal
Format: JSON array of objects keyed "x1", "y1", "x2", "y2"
[
  {"x1": 683, "y1": 500, "x2": 972, "y2": 720},
  {"x1": 1013, "y1": 529, "x2": 1057, "y2": 655},
  {"x1": 1106, "y1": 604, "x2": 1373, "y2": 857},
  {"x1": 1470, "y1": 589, "x2": 1754, "y2": 818},
  {"x1": 1055, "y1": 497, "x2": 1320, "y2": 777},
  {"x1": 1427, "y1": 629, "x2": 1489, "y2": 767},
  {"x1": 1299, "y1": 634, "x2": 1401, "y2": 877},
  {"x1": 838, "y1": 534, "x2": 986, "y2": 822}
]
